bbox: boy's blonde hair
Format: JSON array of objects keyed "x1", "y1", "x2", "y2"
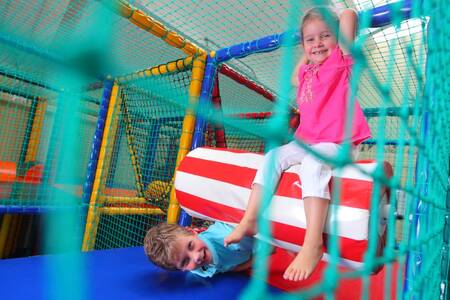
[
  {"x1": 143, "y1": 222, "x2": 193, "y2": 270},
  {"x1": 300, "y1": 7, "x2": 339, "y2": 41}
]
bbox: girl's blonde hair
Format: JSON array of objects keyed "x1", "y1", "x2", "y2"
[{"x1": 300, "y1": 7, "x2": 339, "y2": 41}]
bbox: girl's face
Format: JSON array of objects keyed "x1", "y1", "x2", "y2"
[
  {"x1": 173, "y1": 234, "x2": 212, "y2": 271},
  {"x1": 302, "y1": 18, "x2": 338, "y2": 64}
]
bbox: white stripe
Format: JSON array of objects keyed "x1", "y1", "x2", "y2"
[
  {"x1": 266, "y1": 197, "x2": 369, "y2": 240},
  {"x1": 180, "y1": 208, "x2": 219, "y2": 223},
  {"x1": 176, "y1": 171, "x2": 369, "y2": 240},
  {"x1": 188, "y1": 147, "x2": 263, "y2": 169},
  {"x1": 188, "y1": 147, "x2": 376, "y2": 181}
]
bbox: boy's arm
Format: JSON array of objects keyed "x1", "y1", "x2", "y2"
[
  {"x1": 338, "y1": 9, "x2": 358, "y2": 55},
  {"x1": 291, "y1": 54, "x2": 308, "y2": 87},
  {"x1": 231, "y1": 259, "x2": 253, "y2": 272}
]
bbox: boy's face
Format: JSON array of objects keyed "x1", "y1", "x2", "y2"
[
  {"x1": 173, "y1": 233, "x2": 212, "y2": 271},
  {"x1": 302, "y1": 18, "x2": 338, "y2": 64}
]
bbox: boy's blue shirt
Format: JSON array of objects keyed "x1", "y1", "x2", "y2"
[{"x1": 190, "y1": 222, "x2": 254, "y2": 278}]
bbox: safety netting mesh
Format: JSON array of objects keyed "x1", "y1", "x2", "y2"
[
  {"x1": 0, "y1": 0, "x2": 192, "y2": 261},
  {"x1": 0, "y1": 68, "x2": 101, "y2": 210},
  {"x1": 91, "y1": 63, "x2": 193, "y2": 250}
]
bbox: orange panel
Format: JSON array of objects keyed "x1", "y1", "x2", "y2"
[{"x1": 0, "y1": 161, "x2": 16, "y2": 182}]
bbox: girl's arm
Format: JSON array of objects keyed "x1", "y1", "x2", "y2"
[
  {"x1": 291, "y1": 54, "x2": 308, "y2": 87},
  {"x1": 338, "y1": 9, "x2": 358, "y2": 55}
]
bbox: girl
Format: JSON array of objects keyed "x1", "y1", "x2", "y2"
[{"x1": 224, "y1": 7, "x2": 371, "y2": 281}]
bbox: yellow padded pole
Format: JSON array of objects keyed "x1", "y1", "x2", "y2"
[
  {"x1": 99, "y1": 195, "x2": 147, "y2": 204},
  {"x1": 0, "y1": 215, "x2": 12, "y2": 258},
  {"x1": 82, "y1": 83, "x2": 121, "y2": 251},
  {"x1": 116, "y1": 56, "x2": 194, "y2": 83},
  {"x1": 167, "y1": 54, "x2": 206, "y2": 223},
  {"x1": 99, "y1": 207, "x2": 165, "y2": 215},
  {"x1": 103, "y1": 0, "x2": 205, "y2": 57},
  {"x1": 25, "y1": 98, "x2": 47, "y2": 162}
]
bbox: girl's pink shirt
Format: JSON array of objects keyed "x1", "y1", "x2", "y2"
[{"x1": 295, "y1": 45, "x2": 371, "y2": 145}]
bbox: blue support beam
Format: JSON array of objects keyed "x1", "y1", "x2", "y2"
[
  {"x1": 81, "y1": 80, "x2": 113, "y2": 205},
  {"x1": 213, "y1": 1, "x2": 417, "y2": 64},
  {"x1": 178, "y1": 55, "x2": 218, "y2": 226},
  {"x1": 0, "y1": 204, "x2": 86, "y2": 214},
  {"x1": 368, "y1": 0, "x2": 414, "y2": 27}
]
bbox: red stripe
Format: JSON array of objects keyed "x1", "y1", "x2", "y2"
[
  {"x1": 177, "y1": 190, "x2": 244, "y2": 224},
  {"x1": 177, "y1": 190, "x2": 366, "y2": 262},
  {"x1": 271, "y1": 222, "x2": 366, "y2": 262},
  {"x1": 330, "y1": 179, "x2": 373, "y2": 209},
  {"x1": 178, "y1": 156, "x2": 257, "y2": 188},
  {"x1": 178, "y1": 156, "x2": 374, "y2": 209}
]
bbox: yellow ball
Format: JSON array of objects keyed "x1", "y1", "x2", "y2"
[{"x1": 145, "y1": 180, "x2": 169, "y2": 198}]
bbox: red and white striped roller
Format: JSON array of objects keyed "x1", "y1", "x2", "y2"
[{"x1": 175, "y1": 147, "x2": 392, "y2": 270}]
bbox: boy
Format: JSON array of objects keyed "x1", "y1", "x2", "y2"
[{"x1": 144, "y1": 222, "x2": 254, "y2": 277}]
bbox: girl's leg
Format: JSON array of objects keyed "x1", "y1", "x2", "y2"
[
  {"x1": 283, "y1": 143, "x2": 341, "y2": 281},
  {"x1": 283, "y1": 196, "x2": 329, "y2": 281},
  {"x1": 224, "y1": 141, "x2": 306, "y2": 247},
  {"x1": 224, "y1": 183, "x2": 263, "y2": 246}
]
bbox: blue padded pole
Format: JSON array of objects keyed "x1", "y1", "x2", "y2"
[
  {"x1": 81, "y1": 80, "x2": 113, "y2": 206},
  {"x1": 214, "y1": 1, "x2": 416, "y2": 64},
  {"x1": 0, "y1": 33, "x2": 62, "y2": 66},
  {"x1": 0, "y1": 69, "x2": 55, "y2": 91},
  {"x1": 214, "y1": 31, "x2": 299, "y2": 63},
  {"x1": 403, "y1": 0, "x2": 430, "y2": 295},
  {"x1": 0, "y1": 205, "x2": 84, "y2": 214},
  {"x1": 363, "y1": 106, "x2": 414, "y2": 117},
  {"x1": 367, "y1": 0, "x2": 414, "y2": 27},
  {"x1": 362, "y1": 139, "x2": 410, "y2": 146},
  {"x1": 403, "y1": 102, "x2": 429, "y2": 299},
  {"x1": 190, "y1": 55, "x2": 219, "y2": 150},
  {"x1": 178, "y1": 55, "x2": 218, "y2": 227}
]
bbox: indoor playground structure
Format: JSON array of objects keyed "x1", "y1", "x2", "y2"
[{"x1": 0, "y1": 0, "x2": 448, "y2": 299}]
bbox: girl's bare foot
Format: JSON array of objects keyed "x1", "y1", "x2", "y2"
[
  {"x1": 224, "y1": 220, "x2": 256, "y2": 247},
  {"x1": 283, "y1": 244, "x2": 323, "y2": 281}
]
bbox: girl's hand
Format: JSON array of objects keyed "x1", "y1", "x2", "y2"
[
  {"x1": 291, "y1": 55, "x2": 308, "y2": 87},
  {"x1": 338, "y1": 9, "x2": 358, "y2": 55}
]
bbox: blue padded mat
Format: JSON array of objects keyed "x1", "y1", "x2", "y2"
[{"x1": 0, "y1": 246, "x2": 280, "y2": 299}]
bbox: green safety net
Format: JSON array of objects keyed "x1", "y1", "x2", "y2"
[
  {"x1": 0, "y1": 0, "x2": 448, "y2": 299},
  {"x1": 93, "y1": 63, "x2": 194, "y2": 249}
]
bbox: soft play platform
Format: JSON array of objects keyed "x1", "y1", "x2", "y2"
[
  {"x1": 0, "y1": 246, "x2": 277, "y2": 300},
  {"x1": 0, "y1": 245, "x2": 401, "y2": 299}
]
